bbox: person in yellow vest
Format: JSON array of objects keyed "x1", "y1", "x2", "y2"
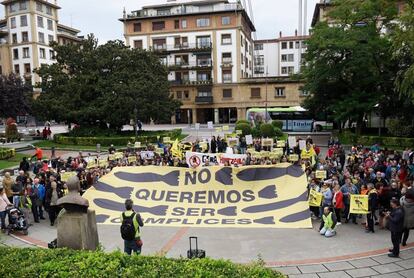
[
  {"x1": 319, "y1": 207, "x2": 337, "y2": 237},
  {"x1": 120, "y1": 199, "x2": 144, "y2": 255}
]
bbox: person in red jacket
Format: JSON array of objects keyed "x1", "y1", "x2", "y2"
[{"x1": 333, "y1": 183, "x2": 344, "y2": 225}]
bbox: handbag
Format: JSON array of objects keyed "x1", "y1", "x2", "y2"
[{"x1": 136, "y1": 239, "x2": 143, "y2": 247}]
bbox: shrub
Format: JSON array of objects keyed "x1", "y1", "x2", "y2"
[
  {"x1": 0, "y1": 247, "x2": 284, "y2": 278},
  {"x1": 260, "y1": 123, "x2": 275, "y2": 138},
  {"x1": 271, "y1": 120, "x2": 283, "y2": 130},
  {"x1": 338, "y1": 131, "x2": 414, "y2": 148},
  {"x1": 274, "y1": 127, "x2": 283, "y2": 137},
  {"x1": 236, "y1": 120, "x2": 250, "y2": 126},
  {"x1": 388, "y1": 119, "x2": 414, "y2": 137},
  {"x1": 236, "y1": 123, "x2": 252, "y2": 136},
  {"x1": 0, "y1": 148, "x2": 15, "y2": 160}
]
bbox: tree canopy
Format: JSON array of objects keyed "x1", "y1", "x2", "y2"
[
  {"x1": 302, "y1": 0, "x2": 401, "y2": 131},
  {"x1": 0, "y1": 74, "x2": 32, "y2": 119},
  {"x1": 32, "y1": 35, "x2": 180, "y2": 130}
]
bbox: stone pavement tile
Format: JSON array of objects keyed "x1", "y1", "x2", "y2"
[
  {"x1": 399, "y1": 250, "x2": 414, "y2": 260},
  {"x1": 399, "y1": 269, "x2": 414, "y2": 278},
  {"x1": 273, "y1": 266, "x2": 300, "y2": 275},
  {"x1": 348, "y1": 258, "x2": 379, "y2": 268},
  {"x1": 372, "y1": 263, "x2": 405, "y2": 274},
  {"x1": 298, "y1": 264, "x2": 329, "y2": 274},
  {"x1": 371, "y1": 273, "x2": 405, "y2": 278},
  {"x1": 317, "y1": 270, "x2": 352, "y2": 278},
  {"x1": 396, "y1": 258, "x2": 414, "y2": 269},
  {"x1": 323, "y1": 261, "x2": 355, "y2": 271},
  {"x1": 289, "y1": 274, "x2": 319, "y2": 278},
  {"x1": 371, "y1": 254, "x2": 402, "y2": 264},
  {"x1": 345, "y1": 267, "x2": 379, "y2": 278}
]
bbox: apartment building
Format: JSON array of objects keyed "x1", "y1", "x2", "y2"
[
  {"x1": 0, "y1": 0, "x2": 82, "y2": 90},
  {"x1": 253, "y1": 32, "x2": 309, "y2": 78},
  {"x1": 121, "y1": 0, "x2": 306, "y2": 124}
]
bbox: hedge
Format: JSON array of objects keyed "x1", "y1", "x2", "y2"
[
  {"x1": 0, "y1": 247, "x2": 284, "y2": 278},
  {"x1": 271, "y1": 120, "x2": 283, "y2": 130},
  {"x1": 338, "y1": 131, "x2": 414, "y2": 148},
  {"x1": 54, "y1": 129, "x2": 182, "y2": 146},
  {"x1": 0, "y1": 148, "x2": 16, "y2": 160},
  {"x1": 260, "y1": 124, "x2": 275, "y2": 138},
  {"x1": 235, "y1": 123, "x2": 252, "y2": 136}
]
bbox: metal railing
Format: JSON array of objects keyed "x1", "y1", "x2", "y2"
[
  {"x1": 167, "y1": 60, "x2": 212, "y2": 69},
  {"x1": 150, "y1": 43, "x2": 212, "y2": 52},
  {"x1": 170, "y1": 79, "x2": 213, "y2": 86}
]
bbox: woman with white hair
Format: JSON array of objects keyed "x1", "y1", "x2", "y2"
[{"x1": 0, "y1": 186, "x2": 12, "y2": 230}]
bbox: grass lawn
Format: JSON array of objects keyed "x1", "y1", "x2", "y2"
[{"x1": 0, "y1": 153, "x2": 30, "y2": 170}]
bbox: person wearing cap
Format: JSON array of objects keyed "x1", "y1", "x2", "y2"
[{"x1": 0, "y1": 186, "x2": 12, "y2": 231}]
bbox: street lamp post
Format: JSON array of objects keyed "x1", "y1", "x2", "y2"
[{"x1": 133, "y1": 107, "x2": 138, "y2": 142}]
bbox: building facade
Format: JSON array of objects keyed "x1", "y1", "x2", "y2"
[
  {"x1": 0, "y1": 0, "x2": 82, "y2": 91},
  {"x1": 121, "y1": 0, "x2": 306, "y2": 124}
]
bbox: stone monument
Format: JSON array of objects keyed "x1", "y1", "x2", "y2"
[{"x1": 56, "y1": 176, "x2": 99, "y2": 250}]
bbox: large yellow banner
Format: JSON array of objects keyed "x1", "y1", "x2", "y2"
[{"x1": 83, "y1": 163, "x2": 312, "y2": 228}]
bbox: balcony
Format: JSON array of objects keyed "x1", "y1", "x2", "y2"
[
  {"x1": 150, "y1": 43, "x2": 212, "y2": 53},
  {"x1": 170, "y1": 79, "x2": 213, "y2": 87},
  {"x1": 221, "y1": 59, "x2": 233, "y2": 68},
  {"x1": 168, "y1": 60, "x2": 212, "y2": 70},
  {"x1": 195, "y1": 96, "x2": 213, "y2": 104}
]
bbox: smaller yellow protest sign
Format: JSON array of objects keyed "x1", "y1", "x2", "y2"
[
  {"x1": 155, "y1": 148, "x2": 164, "y2": 155},
  {"x1": 289, "y1": 154, "x2": 299, "y2": 162},
  {"x1": 260, "y1": 151, "x2": 270, "y2": 158},
  {"x1": 227, "y1": 138, "x2": 239, "y2": 147},
  {"x1": 236, "y1": 130, "x2": 243, "y2": 135},
  {"x1": 308, "y1": 189, "x2": 323, "y2": 207},
  {"x1": 215, "y1": 127, "x2": 222, "y2": 133},
  {"x1": 315, "y1": 170, "x2": 327, "y2": 179},
  {"x1": 134, "y1": 142, "x2": 141, "y2": 148},
  {"x1": 163, "y1": 137, "x2": 171, "y2": 143},
  {"x1": 350, "y1": 195, "x2": 369, "y2": 214},
  {"x1": 61, "y1": 172, "x2": 77, "y2": 182},
  {"x1": 223, "y1": 125, "x2": 229, "y2": 131},
  {"x1": 262, "y1": 138, "x2": 274, "y2": 147},
  {"x1": 273, "y1": 148, "x2": 284, "y2": 155},
  {"x1": 277, "y1": 140, "x2": 285, "y2": 148},
  {"x1": 114, "y1": 152, "x2": 123, "y2": 159},
  {"x1": 128, "y1": 156, "x2": 137, "y2": 164},
  {"x1": 86, "y1": 160, "x2": 97, "y2": 169},
  {"x1": 108, "y1": 154, "x2": 116, "y2": 161},
  {"x1": 98, "y1": 160, "x2": 109, "y2": 168}
]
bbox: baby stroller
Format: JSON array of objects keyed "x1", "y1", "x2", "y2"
[{"x1": 6, "y1": 206, "x2": 29, "y2": 235}]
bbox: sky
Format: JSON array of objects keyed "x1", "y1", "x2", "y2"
[{"x1": 2, "y1": 0, "x2": 320, "y2": 42}]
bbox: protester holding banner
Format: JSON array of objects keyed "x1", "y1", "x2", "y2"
[
  {"x1": 366, "y1": 183, "x2": 378, "y2": 233},
  {"x1": 341, "y1": 178, "x2": 359, "y2": 224}
]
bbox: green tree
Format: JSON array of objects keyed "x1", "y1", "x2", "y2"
[
  {"x1": 0, "y1": 74, "x2": 32, "y2": 118},
  {"x1": 393, "y1": 1, "x2": 414, "y2": 99},
  {"x1": 32, "y1": 35, "x2": 181, "y2": 131},
  {"x1": 302, "y1": 0, "x2": 399, "y2": 134}
]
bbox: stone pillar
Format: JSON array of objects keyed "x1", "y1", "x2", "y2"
[
  {"x1": 192, "y1": 108, "x2": 197, "y2": 124},
  {"x1": 171, "y1": 114, "x2": 176, "y2": 125},
  {"x1": 214, "y1": 108, "x2": 219, "y2": 124},
  {"x1": 237, "y1": 108, "x2": 247, "y2": 121}
]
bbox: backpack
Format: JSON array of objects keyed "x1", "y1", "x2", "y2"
[{"x1": 120, "y1": 212, "x2": 136, "y2": 240}]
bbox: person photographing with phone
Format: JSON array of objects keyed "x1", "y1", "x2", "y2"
[{"x1": 120, "y1": 199, "x2": 144, "y2": 255}]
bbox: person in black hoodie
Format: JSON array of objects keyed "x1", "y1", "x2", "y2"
[
  {"x1": 19, "y1": 157, "x2": 30, "y2": 173},
  {"x1": 366, "y1": 183, "x2": 378, "y2": 233},
  {"x1": 385, "y1": 199, "x2": 405, "y2": 257},
  {"x1": 210, "y1": 136, "x2": 217, "y2": 153}
]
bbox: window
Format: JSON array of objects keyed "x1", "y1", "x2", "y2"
[
  {"x1": 254, "y1": 55, "x2": 264, "y2": 66},
  {"x1": 184, "y1": 90, "x2": 189, "y2": 99},
  {"x1": 152, "y1": 38, "x2": 166, "y2": 50},
  {"x1": 46, "y1": 6, "x2": 53, "y2": 15},
  {"x1": 251, "y1": 88, "x2": 261, "y2": 98},
  {"x1": 222, "y1": 16, "x2": 231, "y2": 25},
  {"x1": 222, "y1": 70, "x2": 232, "y2": 83},
  {"x1": 48, "y1": 35, "x2": 54, "y2": 43},
  {"x1": 176, "y1": 91, "x2": 182, "y2": 99},
  {"x1": 24, "y1": 63, "x2": 31, "y2": 74},
  {"x1": 196, "y1": 18, "x2": 210, "y2": 27},
  {"x1": 50, "y1": 50, "x2": 55, "y2": 60},
  {"x1": 197, "y1": 72, "x2": 210, "y2": 81},
  {"x1": 13, "y1": 48, "x2": 19, "y2": 59},
  {"x1": 39, "y1": 48, "x2": 46, "y2": 59},
  {"x1": 289, "y1": 41, "x2": 294, "y2": 49},
  {"x1": 295, "y1": 41, "x2": 300, "y2": 49},
  {"x1": 223, "y1": 89, "x2": 232, "y2": 98},
  {"x1": 197, "y1": 90, "x2": 212, "y2": 97},
  {"x1": 157, "y1": 9, "x2": 170, "y2": 16},
  {"x1": 281, "y1": 42, "x2": 287, "y2": 49},
  {"x1": 282, "y1": 66, "x2": 294, "y2": 74},
  {"x1": 254, "y1": 44, "x2": 263, "y2": 51},
  {"x1": 288, "y1": 66, "x2": 294, "y2": 74},
  {"x1": 11, "y1": 17, "x2": 16, "y2": 29},
  {"x1": 12, "y1": 33, "x2": 17, "y2": 44},
  {"x1": 152, "y1": 21, "x2": 165, "y2": 31},
  {"x1": 134, "y1": 40, "x2": 143, "y2": 49},
  {"x1": 38, "y1": 32, "x2": 45, "y2": 43},
  {"x1": 241, "y1": 35, "x2": 244, "y2": 46},
  {"x1": 9, "y1": 3, "x2": 17, "y2": 13},
  {"x1": 196, "y1": 36, "x2": 211, "y2": 48},
  {"x1": 254, "y1": 66, "x2": 264, "y2": 74},
  {"x1": 299, "y1": 87, "x2": 310, "y2": 97},
  {"x1": 20, "y1": 1, "x2": 27, "y2": 10},
  {"x1": 37, "y1": 16, "x2": 44, "y2": 28},
  {"x1": 36, "y1": 2, "x2": 42, "y2": 12},
  {"x1": 222, "y1": 52, "x2": 232, "y2": 64},
  {"x1": 23, "y1": 47, "x2": 30, "y2": 58},
  {"x1": 241, "y1": 53, "x2": 244, "y2": 64},
  {"x1": 221, "y1": 34, "x2": 232, "y2": 45},
  {"x1": 0, "y1": 66, "x2": 2, "y2": 75},
  {"x1": 174, "y1": 20, "x2": 179, "y2": 29},
  {"x1": 20, "y1": 15, "x2": 27, "y2": 27},
  {"x1": 14, "y1": 64, "x2": 20, "y2": 74},
  {"x1": 133, "y1": 23, "x2": 141, "y2": 32},
  {"x1": 275, "y1": 87, "x2": 285, "y2": 97},
  {"x1": 22, "y1": 32, "x2": 28, "y2": 42},
  {"x1": 47, "y1": 19, "x2": 53, "y2": 31},
  {"x1": 288, "y1": 54, "x2": 294, "y2": 62},
  {"x1": 181, "y1": 19, "x2": 187, "y2": 29}
]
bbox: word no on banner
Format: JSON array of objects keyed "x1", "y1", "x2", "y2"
[{"x1": 83, "y1": 164, "x2": 312, "y2": 228}]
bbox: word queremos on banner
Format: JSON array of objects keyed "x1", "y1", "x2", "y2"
[{"x1": 83, "y1": 164, "x2": 312, "y2": 228}]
